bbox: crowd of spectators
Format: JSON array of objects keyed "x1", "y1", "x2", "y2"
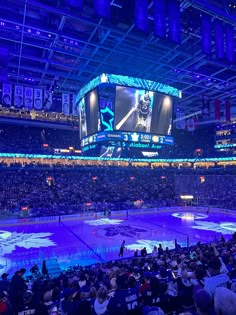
[
  {"x1": 1, "y1": 123, "x2": 233, "y2": 159},
  {"x1": 0, "y1": 105, "x2": 79, "y2": 126},
  {"x1": 0, "y1": 167, "x2": 175, "y2": 217},
  {"x1": 175, "y1": 174, "x2": 236, "y2": 209},
  {"x1": 0, "y1": 233, "x2": 236, "y2": 314},
  {"x1": 1, "y1": 165, "x2": 236, "y2": 218},
  {"x1": 0, "y1": 125, "x2": 80, "y2": 154}
]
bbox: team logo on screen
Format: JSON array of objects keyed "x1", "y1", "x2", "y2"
[
  {"x1": 131, "y1": 133, "x2": 139, "y2": 141},
  {"x1": 152, "y1": 135, "x2": 159, "y2": 143}
]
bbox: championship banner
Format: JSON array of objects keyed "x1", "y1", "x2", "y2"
[
  {"x1": 34, "y1": 88, "x2": 43, "y2": 110},
  {"x1": 62, "y1": 93, "x2": 70, "y2": 115},
  {"x1": 2, "y1": 83, "x2": 12, "y2": 106},
  {"x1": 186, "y1": 118, "x2": 195, "y2": 132},
  {"x1": 225, "y1": 101, "x2": 231, "y2": 122},
  {"x1": 214, "y1": 99, "x2": 220, "y2": 120},
  {"x1": 202, "y1": 95, "x2": 210, "y2": 118},
  {"x1": 43, "y1": 90, "x2": 52, "y2": 111},
  {"x1": 24, "y1": 87, "x2": 33, "y2": 110},
  {"x1": 175, "y1": 110, "x2": 186, "y2": 129},
  {"x1": 14, "y1": 85, "x2": 24, "y2": 108},
  {"x1": 72, "y1": 94, "x2": 78, "y2": 116}
]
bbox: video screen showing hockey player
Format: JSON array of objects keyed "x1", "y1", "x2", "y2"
[
  {"x1": 115, "y1": 86, "x2": 173, "y2": 136},
  {"x1": 115, "y1": 86, "x2": 153, "y2": 132}
]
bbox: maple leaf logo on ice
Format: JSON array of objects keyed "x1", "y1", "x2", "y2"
[
  {"x1": 0, "y1": 230, "x2": 56, "y2": 256},
  {"x1": 172, "y1": 212, "x2": 208, "y2": 220},
  {"x1": 126, "y1": 239, "x2": 176, "y2": 253},
  {"x1": 85, "y1": 218, "x2": 123, "y2": 226},
  {"x1": 191, "y1": 221, "x2": 236, "y2": 234},
  {"x1": 102, "y1": 225, "x2": 148, "y2": 238}
]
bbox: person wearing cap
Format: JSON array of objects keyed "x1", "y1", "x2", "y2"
[{"x1": 204, "y1": 257, "x2": 230, "y2": 297}]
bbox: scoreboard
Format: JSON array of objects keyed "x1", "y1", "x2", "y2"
[
  {"x1": 81, "y1": 131, "x2": 173, "y2": 147},
  {"x1": 76, "y1": 74, "x2": 182, "y2": 156}
]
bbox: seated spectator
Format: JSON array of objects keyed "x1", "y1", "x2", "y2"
[
  {"x1": 94, "y1": 286, "x2": 109, "y2": 315},
  {"x1": 130, "y1": 268, "x2": 140, "y2": 282},
  {"x1": 0, "y1": 273, "x2": 9, "y2": 294},
  {"x1": 0, "y1": 291, "x2": 12, "y2": 315},
  {"x1": 158, "y1": 244, "x2": 164, "y2": 257},
  {"x1": 204, "y1": 257, "x2": 230, "y2": 297},
  {"x1": 17, "y1": 290, "x2": 36, "y2": 315},
  {"x1": 142, "y1": 277, "x2": 161, "y2": 307},
  {"x1": 214, "y1": 287, "x2": 236, "y2": 315},
  {"x1": 142, "y1": 305, "x2": 165, "y2": 315},
  {"x1": 193, "y1": 289, "x2": 213, "y2": 315},
  {"x1": 9, "y1": 268, "x2": 27, "y2": 313},
  {"x1": 152, "y1": 246, "x2": 158, "y2": 258},
  {"x1": 113, "y1": 274, "x2": 139, "y2": 314},
  {"x1": 141, "y1": 248, "x2": 148, "y2": 258}
]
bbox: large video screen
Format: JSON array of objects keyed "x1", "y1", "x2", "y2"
[
  {"x1": 114, "y1": 86, "x2": 173, "y2": 135},
  {"x1": 79, "y1": 89, "x2": 100, "y2": 139},
  {"x1": 85, "y1": 89, "x2": 100, "y2": 136},
  {"x1": 78, "y1": 97, "x2": 87, "y2": 139}
]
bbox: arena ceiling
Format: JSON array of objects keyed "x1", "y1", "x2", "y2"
[{"x1": 0, "y1": 0, "x2": 236, "y2": 115}]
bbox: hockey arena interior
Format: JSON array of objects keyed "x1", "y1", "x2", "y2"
[{"x1": 0, "y1": 1, "x2": 236, "y2": 315}]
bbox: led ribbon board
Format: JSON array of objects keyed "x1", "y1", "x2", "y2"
[
  {"x1": 80, "y1": 131, "x2": 174, "y2": 147},
  {"x1": 76, "y1": 73, "x2": 182, "y2": 104},
  {"x1": 1, "y1": 153, "x2": 236, "y2": 163}
]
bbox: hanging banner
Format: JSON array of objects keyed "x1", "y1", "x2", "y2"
[
  {"x1": 225, "y1": 101, "x2": 231, "y2": 122},
  {"x1": 72, "y1": 94, "x2": 78, "y2": 115},
  {"x1": 2, "y1": 83, "x2": 12, "y2": 106},
  {"x1": 175, "y1": 110, "x2": 186, "y2": 129},
  {"x1": 14, "y1": 85, "x2": 24, "y2": 108},
  {"x1": 62, "y1": 93, "x2": 70, "y2": 115},
  {"x1": 186, "y1": 118, "x2": 196, "y2": 132},
  {"x1": 34, "y1": 88, "x2": 43, "y2": 110},
  {"x1": 202, "y1": 96, "x2": 210, "y2": 117},
  {"x1": 43, "y1": 90, "x2": 53, "y2": 111},
  {"x1": 153, "y1": 0, "x2": 166, "y2": 38},
  {"x1": 201, "y1": 14, "x2": 211, "y2": 55},
  {"x1": 214, "y1": 99, "x2": 220, "y2": 120},
  {"x1": 24, "y1": 87, "x2": 33, "y2": 110}
]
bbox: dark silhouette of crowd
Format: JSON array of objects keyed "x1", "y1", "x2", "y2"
[
  {"x1": 1, "y1": 164, "x2": 236, "y2": 218},
  {"x1": 0, "y1": 124, "x2": 79, "y2": 154},
  {"x1": 0, "y1": 167, "x2": 175, "y2": 218},
  {"x1": 0, "y1": 233, "x2": 236, "y2": 315},
  {"x1": 175, "y1": 173, "x2": 236, "y2": 210}
]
